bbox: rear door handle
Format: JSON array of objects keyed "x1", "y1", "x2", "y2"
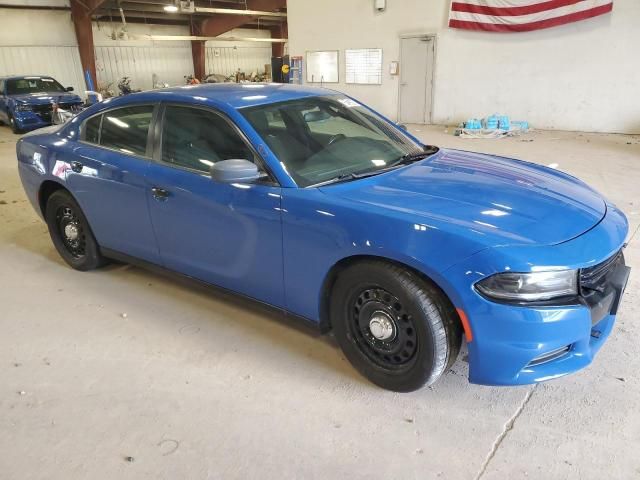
[
  {"x1": 151, "y1": 186, "x2": 170, "y2": 201},
  {"x1": 70, "y1": 161, "x2": 83, "y2": 173}
]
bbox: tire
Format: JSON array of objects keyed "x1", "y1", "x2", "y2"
[
  {"x1": 331, "y1": 261, "x2": 462, "y2": 392},
  {"x1": 8, "y1": 114, "x2": 21, "y2": 134},
  {"x1": 45, "y1": 190, "x2": 106, "y2": 271}
]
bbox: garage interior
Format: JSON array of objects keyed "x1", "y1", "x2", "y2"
[{"x1": 1, "y1": 0, "x2": 639, "y2": 479}]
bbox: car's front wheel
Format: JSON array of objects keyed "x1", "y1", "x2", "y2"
[
  {"x1": 331, "y1": 261, "x2": 462, "y2": 392},
  {"x1": 45, "y1": 190, "x2": 106, "y2": 271},
  {"x1": 8, "y1": 114, "x2": 21, "y2": 134}
]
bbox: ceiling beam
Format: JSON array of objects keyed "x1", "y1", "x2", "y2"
[
  {"x1": 136, "y1": 34, "x2": 286, "y2": 42},
  {"x1": 194, "y1": 6, "x2": 286, "y2": 17},
  {"x1": 197, "y1": 0, "x2": 286, "y2": 37}
]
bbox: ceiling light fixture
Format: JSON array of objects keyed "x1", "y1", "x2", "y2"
[{"x1": 163, "y1": 4, "x2": 178, "y2": 12}]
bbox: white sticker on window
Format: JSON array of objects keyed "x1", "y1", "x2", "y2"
[{"x1": 338, "y1": 98, "x2": 360, "y2": 108}]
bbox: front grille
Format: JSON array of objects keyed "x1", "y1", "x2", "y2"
[
  {"x1": 580, "y1": 250, "x2": 623, "y2": 293},
  {"x1": 31, "y1": 103, "x2": 53, "y2": 121}
]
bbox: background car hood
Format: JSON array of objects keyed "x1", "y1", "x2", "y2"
[
  {"x1": 11, "y1": 93, "x2": 82, "y2": 104},
  {"x1": 322, "y1": 149, "x2": 606, "y2": 247}
]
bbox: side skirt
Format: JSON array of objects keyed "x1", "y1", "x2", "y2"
[{"x1": 101, "y1": 248, "x2": 323, "y2": 334}]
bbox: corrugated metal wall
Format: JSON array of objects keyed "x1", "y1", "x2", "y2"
[
  {"x1": 204, "y1": 46, "x2": 271, "y2": 77},
  {"x1": 0, "y1": 43, "x2": 271, "y2": 95},
  {"x1": 95, "y1": 45, "x2": 194, "y2": 91},
  {"x1": 0, "y1": 46, "x2": 86, "y2": 93}
]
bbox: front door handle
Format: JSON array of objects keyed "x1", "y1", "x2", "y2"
[
  {"x1": 70, "y1": 161, "x2": 83, "y2": 173},
  {"x1": 151, "y1": 186, "x2": 170, "y2": 201}
]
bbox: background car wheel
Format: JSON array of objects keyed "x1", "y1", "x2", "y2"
[
  {"x1": 331, "y1": 260, "x2": 462, "y2": 392},
  {"x1": 8, "y1": 114, "x2": 21, "y2": 134},
  {"x1": 45, "y1": 190, "x2": 106, "y2": 271}
]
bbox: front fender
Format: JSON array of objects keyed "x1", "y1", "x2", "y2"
[{"x1": 281, "y1": 188, "x2": 487, "y2": 322}]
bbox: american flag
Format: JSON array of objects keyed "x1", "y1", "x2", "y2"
[{"x1": 449, "y1": 0, "x2": 613, "y2": 32}]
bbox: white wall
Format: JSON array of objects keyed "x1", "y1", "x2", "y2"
[
  {"x1": 0, "y1": 10, "x2": 85, "y2": 93},
  {"x1": 288, "y1": 0, "x2": 640, "y2": 134},
  {"x1": 93, "y1": 22, "x2": 193, "y2": 91},
  {"x1": 205, "y1": 28, "x2": 272, "y2": 77}
]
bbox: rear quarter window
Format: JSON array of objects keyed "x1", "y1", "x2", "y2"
[
  {"x1": 80, "y1": 105, "x2": 154, "y2": 157},
  {"x1": 83, "y1": 115, "x2": 102, "y2": 144}
]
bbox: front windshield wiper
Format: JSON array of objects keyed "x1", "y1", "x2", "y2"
[
  {"x1": 312, "y1": 172, "x2": 361, "y2": 187},
  {"x1": 311, "y1": 145, "x2": 440, "y2": 188},
  {"x1": 392, "y1": 144, "x2": 440, "y2": 167}
]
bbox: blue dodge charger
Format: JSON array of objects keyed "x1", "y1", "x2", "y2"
[
  {"x1": 0, "y1": 75, "x2": 83, "y2": 133},
  {"x1": 16, "y1": 84, "x2": 630, "y2": 391}
]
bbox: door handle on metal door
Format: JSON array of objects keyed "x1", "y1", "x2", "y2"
[
  {"x1": 151, "y1": 187, "x2": 170, "y2": 201},
  {"x1": 70, "y1": 161, "x2": 83, "y2": 173}
]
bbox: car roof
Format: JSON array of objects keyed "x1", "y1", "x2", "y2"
[
  {"x1": 0, "y1": 75, "x2": 57, "y2": 80},
  {"x1": 134, "y1": 83, "x2": 340, "y2": 109}
]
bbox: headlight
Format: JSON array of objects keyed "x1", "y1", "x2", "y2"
[
  {"x1": 15, "y1": 104, "x2": 31, "y2": 112},
  {"x1": 475, "y1": 270, "x2": 578, "y2": 302}
]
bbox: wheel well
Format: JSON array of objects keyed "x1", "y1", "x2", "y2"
[
  {"x1": 38, "y1": 180, "x2": 68, "y2": 216},
  {"x1": 318, "y1": 255, "x2": 461, "y2": 334}
]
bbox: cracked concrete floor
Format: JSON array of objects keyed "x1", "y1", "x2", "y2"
[{"x1": 1, "y1": 124, "x2": 639, "y2": 480}]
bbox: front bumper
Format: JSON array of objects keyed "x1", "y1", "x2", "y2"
[
  {"x1": 13, "y1": 102, "x2": 83, "y2": 132},
  {"x1": 13, "y1": 110, "x2": 53, "y2": 131},
  {"x1": 442, "y1": 203, "x2": 630, "y2": 386}
]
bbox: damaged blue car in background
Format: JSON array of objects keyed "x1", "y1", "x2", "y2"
[{"x1": 0, "y1": 75, "x2": 83, "y2": 133}]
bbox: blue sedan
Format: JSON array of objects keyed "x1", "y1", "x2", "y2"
[
  {"x1": 0, "y1": 75, "x2": 83, "y2": 133},
  {"x1": 16, "y1": 84, "x2": 630, "y2": 391}
]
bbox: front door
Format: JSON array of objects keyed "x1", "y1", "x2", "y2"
[
  {"x1": 398, "y1": 36, "x2": 435, "y2": 124},
  {"x1": 145, "y1": 104, "x2": 285, "y2": 306}
]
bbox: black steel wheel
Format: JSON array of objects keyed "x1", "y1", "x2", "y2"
[
  {"x1": 350, "y1": 288, "x2": 418, "y2": 371},
  {"x1": 45, "y1": 190, "x2": 106, "y2": 271},
  {"x1": 55, "y1": 205, "x2": 87, "y2": 259},
  {"x1": 9, "y1": 114, "x2": 21, "y2": 134},
  {"x1": 331, "y1": 260, "x2": 462, "y2": 392}
]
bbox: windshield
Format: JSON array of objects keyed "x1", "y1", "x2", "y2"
[
  {"x1": 6, "y1": 77, "x2": 66, "y2": 95},
  {"x1": 241, "y1": 96, "x2": 425, "y2": 187}
]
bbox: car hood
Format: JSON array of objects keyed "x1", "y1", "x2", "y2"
[
  {"x1": 321, "y1": 149, "x2": 606, "y2": 247},
  {"x1": 10, "y1": 92, "x2": 82, "y2": 104}
]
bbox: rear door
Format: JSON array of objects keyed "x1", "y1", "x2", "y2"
[
  {"x1": 144, "y1": 103, "x2": 285, "y2": 306},
  {"x1": 65, "y1": 104, "x2": 161, "y2": 263}
]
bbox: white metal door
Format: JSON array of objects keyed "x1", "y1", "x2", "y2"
[{"x1": 398, "y1": 36, "x2": 435, "y2": 124}]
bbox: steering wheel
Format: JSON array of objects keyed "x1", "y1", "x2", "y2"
[{"x1": 327, "y1": 133, "x2": 347, "y2": 146}]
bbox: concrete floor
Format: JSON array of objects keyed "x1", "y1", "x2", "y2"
[{"x1": 1, "y1": 123, "x2": 639, "y2": 480}]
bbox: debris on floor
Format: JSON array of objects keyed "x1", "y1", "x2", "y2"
[{"x1": 455, "y1": 114, "x2": 530, "y2": 139}]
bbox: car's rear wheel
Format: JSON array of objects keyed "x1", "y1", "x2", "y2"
[
  {"x1": 331, "y1": 260, "x2": 462, "y2": 392},
  {"x1": 45, "y1": 190, "x2": 105, "y2": 271}
]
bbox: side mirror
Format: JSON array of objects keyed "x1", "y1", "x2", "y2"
[
  {"x1": 210, "y1": 159, "x2": 261, "y2": 183},
  {"x1": 66, "y1": 86, "x2": 74, "y2": 92},
  {"x1": 397, "y1": 123, "x2": 407, "y2": 130}
]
